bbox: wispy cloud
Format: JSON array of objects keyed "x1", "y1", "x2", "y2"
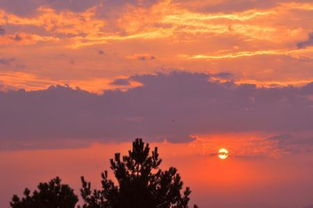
[{"x1": 0, "y1": 0, "x2": 313, "y2": 93}]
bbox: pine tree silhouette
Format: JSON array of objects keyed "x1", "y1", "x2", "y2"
[
  {"x1": 80, "y1": 138, "x2": 198, "y2": 208},
  {"x1": 10, "y1": 177, "x2": 78, "y2": 208}
]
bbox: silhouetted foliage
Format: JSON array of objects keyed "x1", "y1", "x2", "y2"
[
  {"x1": 80, "y1": 138, "x2": 198, "y2": 208},
  {"x1": 10, "y1": 177, "x2": 78, "y2": 208}
]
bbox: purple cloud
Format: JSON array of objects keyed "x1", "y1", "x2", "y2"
[
  {"x1": 0, "y1": 58, "x2": 15, "y2": 65},
  {"x1": 1, "y1": 72, "x2": 313, "y2": 150},
  {"x1": 0, "y1": 0, "x2": 157, "y2": 16},
  {"x1": 0, "y1": 26, "x2": 5, "y2": 36},
  {"x1": 110, "y1": 78, "x2": 131, "y2": 86},
  {"x1": 297, "y1": 33, "x2": 313, "y2": 49}
]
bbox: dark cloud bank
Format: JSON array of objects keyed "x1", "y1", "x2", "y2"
[{"x1": 1, "y1": 72, "x2": 313, "y2": 150}]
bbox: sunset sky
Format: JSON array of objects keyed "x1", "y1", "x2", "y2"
[{"x1": 1, "y1": 0, "x2": 313, "y2": 207}]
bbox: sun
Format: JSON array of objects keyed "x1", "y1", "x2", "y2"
[{"x1": 218, "y1": 148, "x2": 229, "y2": 160}]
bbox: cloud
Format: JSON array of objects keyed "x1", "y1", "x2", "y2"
[
  {"x1": 0, "y1": 7, "x2": 106, "y2": 37},
  {"x1": 0, "y1": 0, "x2": 308, "y2": 49},
  {"x1": 138, "y1": 55, "x2": 156, "y2": 61},
  {"x1": 98, "y1": 49, "x2": 104, "y2": 55},
  {"x1": 297, "y1": 33, "x2": 313, "y2": 49},
  {"x1": 0, "y1": 0, "x2": 101, "y2": 15},
  {"x1": 0, "y1": 0, "x2": 156, "y2": 16},
  {"x1": 0, "y1": 26, "x2": 5, "y2": 35},
  {"x1": 0, "y1": 32, "x2": 59, "y2": 46},
  {"x1": 268, "y1": 134, "x2": 313, "y2": 153},
  {"x1": 0, "y1": 58, "x2": 15, "y2": 65},
  {"x1": 213, "y1": 72, "x2": 234, "y2": 79},
  {"x1": 1, "y1": 71, "x2": 313, "y2": 150},
  {"x1": 174, "y1": 0, "x2": 278, "y2": 12},
  {"x1": 12, "y1": 34, "x2": 22, "y2": 41},
  {"x1": 127, "y1": 54, "x2": 156, "y2": 61},
  {"x1": 110, "y1": 78, "x2": 131, "y2": 86}
]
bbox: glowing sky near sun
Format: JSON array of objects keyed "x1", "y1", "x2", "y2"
[{"x1": 1, "y1": 139, "x2": 313, "y2": 208}]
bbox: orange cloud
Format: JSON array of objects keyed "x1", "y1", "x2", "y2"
[
  {"x1": 0, "y1": 7, "x2": 105, "y2": 36},
  {"x1": 279, "y1": 2, "x2": 313, "y2": 11},
  {"x1": 1, "y1": 0, "x2": 313, "y2": 92},
  {"x1": 0, "y1": 33, "x2": 59, "y2": 45},
  {"x1": 180, "y1": 47, "x2": 313, "y2": 60},
  {"x1": 0, "y1": 0, "x2": 312, "y2": 48},
  {"x1": 0, "y1": 71, "x2": 143, "y2": 94},
  {"x1": 0, "y1": 72, "x2": 59, "y2": 91}
]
